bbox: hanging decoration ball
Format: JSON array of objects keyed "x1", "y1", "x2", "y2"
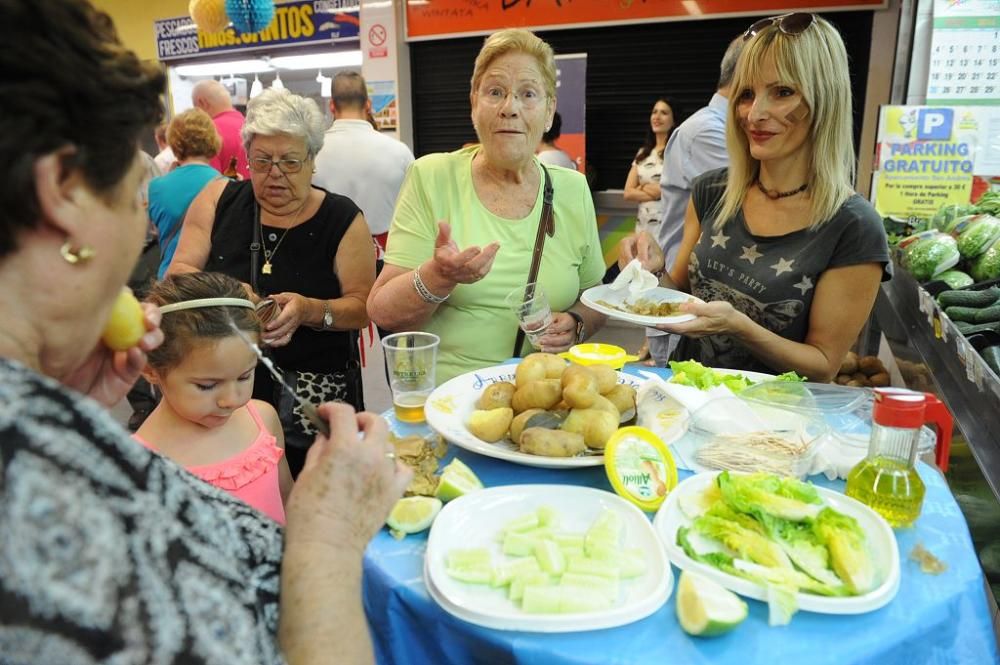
[
  {"x1": 189, "y1": 0, "x2": 229, "y2": 34},
  {"x1": 225, "y1": 0, "x2": 276, "y2": 34}
]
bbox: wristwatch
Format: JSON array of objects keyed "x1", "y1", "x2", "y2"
[
  {"x1": 320, "y1": 301, "x2": 334, "y2": 330},
  {"x1": 567, "y1": 310, "x2": 586, "y2": 344}
]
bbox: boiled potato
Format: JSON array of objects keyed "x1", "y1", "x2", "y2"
[
  {"x1": 510, "y1": 408, "x2": 544, "y2": 445},
  {"x1": 561, "y1": 364, "x2": 598, "y2": 409},
  {"x1": 467, "y1": 408, "x2": 514, "y2": 442},
  {"x1": 526, "y1": 352, "x2": 567, "y2": 379},
  {"x1": 511, "y1": 379, "x2": 562, "y2": 412},
  {"x1": 859, "y1": 356, "x2": 886, "y2": 376},
  {"x1": 520, "y1": 428, "x2": 586, "y2": 457},
  {"x1": 102, "y1": 288, "x2": 145, "y2": 351},
  {"x1": 840, "y1": 351, "x2": 859, "y2": 375},
  {"x1": 589, "y1": 394, "x2": 620, "y2": 419},
  {"x1": 476, "y1": 382, "x2": 515, "y2": 410},
  {"x1": 588, "y1": 365, "x2": 618, "y2": 395},
  {"x1": 869, "y1": 372, "x2": 890, "y2": 387},
  {"x1": 515, "y1": 355, "x2": 547, "y2": 387},
  {"x1": 603, "y1": 384, "x2": 637, "y2": 419},
  {"x1": 560, "y1": 408, "x2": 619, "y2": 450}
]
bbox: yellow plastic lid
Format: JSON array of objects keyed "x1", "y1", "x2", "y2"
[
  {"x1": 603, "y1": 426, "x2": 678, "y2": 512},
  {"x1": 559, "y1": 343, "x2": 639, "y2": 369}
]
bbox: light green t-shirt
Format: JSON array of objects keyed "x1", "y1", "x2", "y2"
[{"x1": 385, "y1": 146, "x2": 606, "y2": 385}]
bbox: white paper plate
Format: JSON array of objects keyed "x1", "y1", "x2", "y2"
[
  {"x1": 425, "y1": 363, "x2": 643, "y2": 469},
  {"x1": 424, "y1": 485, "x2": 673, "y2": 632},
  {"x1": 581, "y1": 284, "x2": 703, "y2": 326},
  {"x1": 652, "y1": 472, "x2": 900, "y2": 614}
]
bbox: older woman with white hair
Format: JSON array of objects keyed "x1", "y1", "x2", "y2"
[{"x1": 170, "y1": 88, "x2": 374, "y2": 474}]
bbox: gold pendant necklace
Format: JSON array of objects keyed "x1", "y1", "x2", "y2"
[{"x1": 259, "y1": 200, "x2": 307, "y2": 275}]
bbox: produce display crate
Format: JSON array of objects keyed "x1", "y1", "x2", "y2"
[{"x1": 873, "y1": 262, "x2": 1000, "y2": 502}]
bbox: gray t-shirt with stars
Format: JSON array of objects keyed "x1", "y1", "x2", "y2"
[{"x1": 682, "y1": 168, "x2": 890, "y2": 375}]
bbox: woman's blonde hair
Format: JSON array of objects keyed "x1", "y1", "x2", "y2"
[
  {"x1": 470, "y1": 28, "x2": 557, "y2": 101},
  {"x1": 714, "y1": 16, "x2": 855, "y2": 231},
  {"x1": 167, "y1": 108, "x2": 221, "y2": 161}
]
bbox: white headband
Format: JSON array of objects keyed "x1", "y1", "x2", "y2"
[{"x1": 158, "y1": 297, "x2": 256, "y2": 314}]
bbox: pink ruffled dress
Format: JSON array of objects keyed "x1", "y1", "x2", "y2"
[{"x1": 134, "y1": 402, "x2": 285, "y2": 524}]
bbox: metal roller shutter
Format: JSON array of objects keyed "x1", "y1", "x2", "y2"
[{"x1": 410, "y1": 12, "x2": 874, "y2": 192}]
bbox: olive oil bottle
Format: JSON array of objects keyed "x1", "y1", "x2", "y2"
[{"x1": 845, "y1": 389, "x2": 952, "y2": 528}]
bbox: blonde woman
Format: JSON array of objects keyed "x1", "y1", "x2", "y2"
[
  {"x1": 629, "y1": 13, "x2": 889, "y2": 382},
  {"x1": 369, "y1": 29, "x2": 606, "y2": 384}
]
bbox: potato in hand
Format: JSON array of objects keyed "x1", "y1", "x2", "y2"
[
  {"x1": 102, "y1": 288, "x2": 145, "y2": 351},
  {"x1": 467, "y1": 408, "x2": 514, "y2": 442}
]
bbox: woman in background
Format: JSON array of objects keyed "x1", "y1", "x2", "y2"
[
  {"x1": 147, "y1": 108, "x2": 222, "y2": 278},
  {"x1": 536, "y1": 111, "x2": 576, "y2": 170},
  {"x1": 622, "y1": 97, "x2": 677, "y2": 234}
]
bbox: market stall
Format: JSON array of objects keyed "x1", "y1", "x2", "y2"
[{"x1": 364, "y1": 360, "x2": 998, "y2": 665}]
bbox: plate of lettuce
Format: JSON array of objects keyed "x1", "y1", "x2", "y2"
[
  {"x1": 653, "y1": 471, "x2": 899, "y2": 622},
  {"x1": 668, "y1": 360, "x2": 805, "y2": 393}
]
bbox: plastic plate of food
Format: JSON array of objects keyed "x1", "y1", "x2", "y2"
[
  {"x1": 581, "y1": 284, "x2": 703, "y2": 326},
  {"x1": 424, "y1": 484, "x2": 673, "y2": 632},
  {"x1": 424, "y1": 362, "x2": 644, "y2": 469},
  {"x1": 652, "y1": 472, "x2": 900, "y2": 614}
]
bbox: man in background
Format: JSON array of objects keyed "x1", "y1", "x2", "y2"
[
  {"x1": 313, "y1": 71, "x2": 414, "y2": 263},
  {"x1": 152, "y1": 122, "x2": 175, "y2": 173},
  {"x1": 192, "y1": 79, "x2": 249, "y2": 179},
  {"x1": 620, "y1": 35, "x2": 744, "y2": 365}
]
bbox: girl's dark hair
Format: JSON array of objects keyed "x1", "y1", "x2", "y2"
[
  {"x1": 0, "y1": 0, "x2": 165, "y2": 258},
  {"x1": 542, "y1": 111, "x2": 563, "y2": 144},
  {"x1": 635, "y1": 97, "x2": 680, "y2": 163},
  {"x1": 145, "y1": 272, "x2": 260, "y2": 372}
]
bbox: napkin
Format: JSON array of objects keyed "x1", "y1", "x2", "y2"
[{"x1": 609, "y1": 259, "x2": 658, "y2": 296}]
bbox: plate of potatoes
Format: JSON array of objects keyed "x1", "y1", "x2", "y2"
[{"x1": 424, "y1": 353, "x2": 642, "y2": 469}]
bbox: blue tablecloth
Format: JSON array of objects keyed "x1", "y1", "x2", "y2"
[{"x1": 363, "y1": 364, "x2": 998, "y2": 665}]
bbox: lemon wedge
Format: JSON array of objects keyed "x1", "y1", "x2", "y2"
[
  {"x1": 386, "y1": 496, "x2": 442, "y2": 535},
  {"x1": 434, "y1": 458, "x2": 484, "y2": 503},
  {"x1": 676, "y1": 570, "x2": 748, "y2": 636}
]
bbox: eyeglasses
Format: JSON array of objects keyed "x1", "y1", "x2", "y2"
[
  {"x1": 743, "y1": 12, "x2": 816, "y2": 41},
  {"x1": 248, "y1": 157, "x2": 307, "y2": 174},
  {"x1": 477, "y1": 86, "x2": 546, "y2": 110}
]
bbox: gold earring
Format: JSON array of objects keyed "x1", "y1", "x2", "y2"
[{"x1": 60, "y1": 241, "x2": 96, "y2": 265}]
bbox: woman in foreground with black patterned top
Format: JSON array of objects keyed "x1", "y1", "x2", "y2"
[{"x1": 0, "y1": 1, "x2": 410, "y2": 662}]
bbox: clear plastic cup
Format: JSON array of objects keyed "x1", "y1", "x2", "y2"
[
  {"x1": 381, "y1": 332, "x2": 440, "y2": 423},
  {"x1": 505, "y1": 282, "x2": 552, "y2": 348}
]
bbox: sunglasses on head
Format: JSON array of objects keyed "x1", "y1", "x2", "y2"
[{"x1": 743, "y1": 12, "x2": 816, "y2": 41}]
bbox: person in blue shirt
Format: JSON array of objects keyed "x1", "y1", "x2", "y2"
[{"x1": 147, "y1": 108, "x2": 222, "y2": 278}]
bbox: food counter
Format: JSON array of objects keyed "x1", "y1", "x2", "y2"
[
  {"x1": 873, "y1": 264, "x2": 1000, "y2": 502},
  {"x1": 363, "y1": 363, "x2": 998, "y2": 665}
]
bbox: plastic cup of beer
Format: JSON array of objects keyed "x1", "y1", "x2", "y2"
[
  {"x1": 381, "y1": 331, "x2": 440, "y2": 423},
  {"x1": 504, "y1": 282, "x2": 552, "y2": 348}
]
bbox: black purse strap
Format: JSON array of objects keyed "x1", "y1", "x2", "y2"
[
  {"x1": 513, "y1": 165, "x2": 555, "y2": 357},
  {"x1": 250, "y1": 201, "x2": 262, "y2": 295}
]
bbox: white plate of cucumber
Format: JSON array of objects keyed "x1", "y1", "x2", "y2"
[{"x1": 424, "y1": 484, "x2": 673, "y2": 632}]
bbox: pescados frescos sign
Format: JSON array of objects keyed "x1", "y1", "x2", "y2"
[{"x1": 155, "y1": 0, "x2": 360, "y2": 61}]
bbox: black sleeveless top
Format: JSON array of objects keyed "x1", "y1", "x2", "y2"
[{"x1": 206, "y1": 180, "x2": 360, "y2": 373}]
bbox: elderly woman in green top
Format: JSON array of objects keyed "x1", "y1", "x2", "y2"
[{"x1": 368, "y1": 28, "x2": 607, "y2": 384}]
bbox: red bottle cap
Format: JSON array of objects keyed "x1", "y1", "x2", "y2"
[{"x1": 872, "y1": 388, "x2": 926, "y2": 428}]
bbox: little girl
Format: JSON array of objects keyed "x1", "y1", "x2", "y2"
[{"x1": 135, "y1": 272, "x2": 292, "y2": 524}]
